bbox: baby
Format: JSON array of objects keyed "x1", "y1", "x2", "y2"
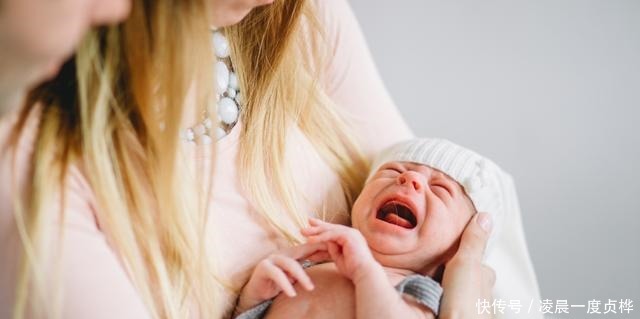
[{"x1": 234, "y1": 138, "x2": 509, "y2": 319}]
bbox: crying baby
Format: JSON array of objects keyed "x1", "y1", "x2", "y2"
[{"x1": 234, "y1": 138, "x2": 510, "y2": 319}]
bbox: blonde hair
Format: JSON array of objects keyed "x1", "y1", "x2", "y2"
[
  {"x1": 227, "y1": 0, "x2": 369, "y2": 242},
  {"x1": 9, "y1": 0, "x2": 368, "y2": 318}
]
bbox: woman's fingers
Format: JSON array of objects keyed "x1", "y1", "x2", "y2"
[
  {"x1": 455, "y1": 212, "x2": 492, "y2": 262},
  {"x1": 271, "y1": 255, "x2": 315, "y2": 291},
  {"x1": 262, "y1": 261, "x2": 297, "y2": 297},
  {"x1": 439, "y1": 212, "x2": 495, "y2": 319},
  {"x1": 482, "y1": 264, "x2": 496, "y2": 287},
  {"x1": 481, "y1": 264, "x2": 496, "y2": 299}
]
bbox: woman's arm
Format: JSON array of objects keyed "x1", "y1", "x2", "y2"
[
  {"x1": 0, "y1": 154, "x2": 151, "y2": 319},
  {"x1": 313, "y1": 0, "x2": 414, "y2": 159}
]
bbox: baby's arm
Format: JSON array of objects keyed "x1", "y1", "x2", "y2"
[
  {"x1": 233, "y1": 243, "x2": 328, "y2": 316},
  {"x1": 303, "y1": 218, "x2": 435, "y2": 319}
]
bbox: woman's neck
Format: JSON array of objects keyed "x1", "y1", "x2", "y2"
[{"x1": 0, "y1": 74, "x2": 24, "y2": 116}]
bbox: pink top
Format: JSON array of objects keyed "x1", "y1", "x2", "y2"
[{"x1": 0, "y1": 1, "x2": 541, "y2": 318}]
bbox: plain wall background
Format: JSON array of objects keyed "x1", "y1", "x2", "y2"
[{"x1": 349, "y1": 0, "x2": 640, "y2": 317}]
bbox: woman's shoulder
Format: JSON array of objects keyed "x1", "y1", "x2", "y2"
[
  {"x1": 304, "y1": 0, "x2": 360, "y2": 60},
  {"x1": 303, "y1": 0, "x2": 414, "y2": 159},
  {"x1": 0, "y1": 106, "x2": 101, "y2": 236},
  {"x1": 310, "y1": 0, "x2": 356, "y2": 27},
  {"x1": 0, "y1": 107, "x2": 39, "y2": 210}
]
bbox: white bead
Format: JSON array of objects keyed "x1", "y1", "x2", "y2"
[
  {"x1": 229, "y1": 72, "x2": 239, "y2": 89},
  {"x1": 200, "y1": 134, "x2": 213, "y2": 145},
  {"x1": 226, "y1": 87, "x2": 236, "y2": 98},
  {"x1": 194, "y1": 124, "x2": 206, "y2": 135},
  {"x1": 216, "y1": 127, "x2": 226, "y2": 140},
  {"x1": 235, "y1": 92, "x2": 243, "y2": 105},
  {"x1": 185, "y1": 128, "x2": 195, "y2": 141},
  {"x1": 203, "y1": 118, "x2": 213, "y2": 129},
  {"x1": 212, "y1": 32, "x2": 230, "y2": 58},
  {"x1": 218, "y1": 97, "x2": 239, "y2": 124},
  {"x1": 215, "y1": 61, "x2": 229, "y2": 94}
]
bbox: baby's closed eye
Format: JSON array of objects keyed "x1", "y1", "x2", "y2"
[{"x1": 430, "y1": 182, "x2": 452, "y2": 198}]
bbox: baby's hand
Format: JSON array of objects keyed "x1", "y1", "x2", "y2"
[
  {"x1": 236, "y1": 242, "x2": 328, "y2": 313},
  {"x1": 302, "y1": 218, "x2": 378, "y2": 283}
]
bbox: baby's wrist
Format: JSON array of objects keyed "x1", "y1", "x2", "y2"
[
  {"x1": 352, "y1": 260, "x2": 385, "y2": 285},
  {"x1": 234, "y1": 279, "x2": 266, "y2": 315},
  {"x1": 234, "y1": 292, "x2": 262, "y2": 316}
]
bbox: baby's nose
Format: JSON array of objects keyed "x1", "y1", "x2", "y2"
[{"x1": 397, "y1": 171, "x2": 424, "y2": 191}]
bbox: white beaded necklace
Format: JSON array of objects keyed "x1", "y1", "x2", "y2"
[{"x1": 180, "y1": 30, "x2": 242, "y2": 145}]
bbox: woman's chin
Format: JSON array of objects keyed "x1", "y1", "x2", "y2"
[{"x1": 211, "y1": 9, "x2": 252, "y2": 28}]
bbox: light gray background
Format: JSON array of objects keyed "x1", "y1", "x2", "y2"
[{"x1": 349, "y1": 1, "x2": 639, "y2": 318}]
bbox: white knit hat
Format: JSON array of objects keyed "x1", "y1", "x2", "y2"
[{"x1": 370, "y1": 138, "x2": 511, "y2": 252}]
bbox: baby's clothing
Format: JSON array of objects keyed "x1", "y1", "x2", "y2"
[{"x1": 235, "y1": 270, "x2": 443, "y2": 319}]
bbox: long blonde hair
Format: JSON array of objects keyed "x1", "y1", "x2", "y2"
[
  {"x1": 228, "y1": 0, "x2": 369, "y2": 242},
  {"x1": 9, "y1": 0, "x2": 368, "y2": 318}
]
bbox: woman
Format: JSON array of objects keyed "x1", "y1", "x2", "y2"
[
  {"x1": 0, "y1": 0, "x2": 510, "y2": 318},
  {"x1": 0, "y1": 0, "x2": 130, "y2": 114}
]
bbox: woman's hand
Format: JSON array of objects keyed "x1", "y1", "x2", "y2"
[
  {"x1": 302, "y1": 218, "x2": 379, "y2": 283},
  {"x1": 235, "y1": 242, "x2": 329, "y2": 314},
  {"x1": 440, "y1": 212, "x2": 496, "y2": 319}
]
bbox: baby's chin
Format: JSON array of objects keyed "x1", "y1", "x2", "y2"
[
  {"x1": 366, "y1": 238, "x2": 424, "y2": 267},
  {"x1": 370, "y1": 250, "x2": 433, "y2": 274},
  {"x1": 364, "y1": 235, "x2": 450, "y2": 277}
]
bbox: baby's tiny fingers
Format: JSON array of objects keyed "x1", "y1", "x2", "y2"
[
  {"x1": 263, "y1": 262, "x2": 297, "y2": 297},
  {"x1": 308, "y1": 217, "x2": 325, "y2": 226},
  {"x1": 306, "y1": 228, "x2": 352, "y2": 246},
  {"x1": 272, "y1": 256, "x2": 314, "y2": 291},
  {"x1": 327, "y1": 241, "x2": 341, "y2": 260},
  {"x1": 283, "y1": 242, "x2": 328, "y2": 260},
  {"x1": 308, "y1": 218, "x2": 334, "y2": 232},
  {"x1": 306, "y1": 251, "x2": 330, "y2": 263},
  {"x1": 309, "y1": 218, "x2": 343, "y2": 230},
  {"x1": 300, "y1": 226, "x2": 322, "y2": 236}
]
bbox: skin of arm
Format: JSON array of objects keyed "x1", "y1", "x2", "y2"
[{"x1": 303, "y1": 218, "x2": 434, "y2": 319}]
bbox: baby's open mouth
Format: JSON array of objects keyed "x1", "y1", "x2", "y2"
[{"x1": 376, "y1": 202, "x2": 417, "y2": 229}]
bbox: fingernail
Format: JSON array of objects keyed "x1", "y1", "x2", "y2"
[{"x1": 477, "y1": 213, "x2": 493, "y2": 233}]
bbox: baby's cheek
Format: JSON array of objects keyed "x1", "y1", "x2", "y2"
[{"x1": 455, "y1": 197, "x2": 477, "y2": 227}]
